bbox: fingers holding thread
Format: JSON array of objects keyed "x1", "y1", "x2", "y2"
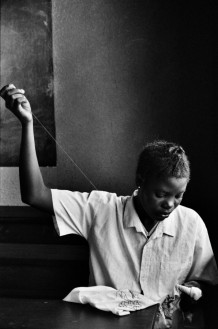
[
  {"x1": 0, "y1": 84, "x2": 16, "y2": 98},
  {"x1": 0, "y1": 84, "x2": 25, "y2": 109}
]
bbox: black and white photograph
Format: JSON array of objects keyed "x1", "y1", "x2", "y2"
[{"x1": 0, "y1": 1, "x2": 217, "y2": 328}]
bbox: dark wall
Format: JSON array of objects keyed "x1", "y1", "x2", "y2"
[
  {"x1": 138, "y1": 2, "x2": 217, "y2": 250},
  {"x1": 1, "y1": 1, "x2": 213, "y2": 250},
  {"x1": 52, "y1": 1, "x2": 217, "y2": 252}
]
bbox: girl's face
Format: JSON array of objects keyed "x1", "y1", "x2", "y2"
[{"x1": 137, "y1": 175, "x2": 188, "y2": 222}]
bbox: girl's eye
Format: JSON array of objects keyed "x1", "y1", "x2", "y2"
[
  {"x1": 176, "y1": 194, "x2": 183, "y2": 199},
  {"x1": 155, "y1": 193, "x2": 166, "y2": 198}
]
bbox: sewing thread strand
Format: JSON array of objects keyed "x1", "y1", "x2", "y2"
[{"x1": 32, "y1": 112, "x2": 98, "y2": 190}]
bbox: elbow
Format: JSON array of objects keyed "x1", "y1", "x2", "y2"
[
  {"x1": 21, "y1": 186, "x2": 51, "y2": 211},
  {"x1": 21, "y1": 188, "x2": 41, "y2": 207},
  {"x1": 21, "y1": 194, "x2": 36, "y2": 207}
]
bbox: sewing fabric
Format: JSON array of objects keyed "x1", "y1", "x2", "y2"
[{"x1": 63, "y1": 286, "x2": 156, "y2": 316}]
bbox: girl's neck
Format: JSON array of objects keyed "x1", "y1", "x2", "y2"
[{"x1": 133, "y1": 195, "x2": 157, "y2": 232}]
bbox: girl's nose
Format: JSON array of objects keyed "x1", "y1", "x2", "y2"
[{"x1": 162, "y1": 198, "x2": 174, "y2": 210}]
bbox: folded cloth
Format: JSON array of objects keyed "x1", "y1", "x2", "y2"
[{"x1": 63, "y1": 286, "x2": 156, "y2": 316}]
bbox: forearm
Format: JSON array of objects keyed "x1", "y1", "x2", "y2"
[
  {"x1": 0, "y1": 84, "x2": 53, "y2": 212},
  {"x1": 19, "y1": 120, "x2": 46, "y2": 205}
]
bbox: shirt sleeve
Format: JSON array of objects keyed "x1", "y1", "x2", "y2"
[
  {"x1": 51, "y1": 189, "x2": 100, "y2": 239},
  {"x1": 186, "y1": 215, "x2": 218, "y2": 285}
]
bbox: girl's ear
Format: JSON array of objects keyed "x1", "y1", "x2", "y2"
[{"x1": 136, "y1": 174, "x2": 144, "y2": 188}]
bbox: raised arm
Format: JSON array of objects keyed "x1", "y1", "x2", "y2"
[{"x1": 0, "y1": 84, "x2": 54, "y2": 214}]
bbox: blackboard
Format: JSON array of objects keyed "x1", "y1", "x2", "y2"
[{"x1": 0, "y1": 0, "x2": 56, "y2": 166}]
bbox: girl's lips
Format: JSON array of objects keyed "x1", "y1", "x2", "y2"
[{"x1": 157, "y1": 212, "x2": 171, "y2": 218}]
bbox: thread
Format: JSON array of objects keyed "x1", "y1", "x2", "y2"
[{"x1": 32, "y1": 112, "x2": 98, "y2": 190}]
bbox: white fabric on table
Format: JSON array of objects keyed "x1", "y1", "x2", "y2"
[{"x1": 63, "y1": 286, "x2": 156, "y2": 316}]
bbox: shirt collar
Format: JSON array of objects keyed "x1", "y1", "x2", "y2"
[
  {"x1": 124, "y1": 190, "x2": 176, "y2": 237},
  {"x1": 154, "y1": 215, "x2": 176, "y2": 238},
  {"x1": 124, "y1": 190, "x2": 146, "y2": 234}
]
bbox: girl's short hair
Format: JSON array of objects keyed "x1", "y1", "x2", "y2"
[{"x1": 136, "y1": 140, "x2": 190, "y2": 187}]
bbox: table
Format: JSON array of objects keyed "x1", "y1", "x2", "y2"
[{"x1": 0, "y1": 298, "x2": 158, "y2": 329}]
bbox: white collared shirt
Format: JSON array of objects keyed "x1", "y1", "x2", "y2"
[{"x1": 51, "y1": 189, "x2": 218, "y2": 305}]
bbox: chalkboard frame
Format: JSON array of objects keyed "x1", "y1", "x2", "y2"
[{"x1": 0, "y1": 0, "x2": 56, "y2": 166}]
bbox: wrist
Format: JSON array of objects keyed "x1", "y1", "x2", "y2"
[{"x1": 21, "y1": 118, "x2": 33, "y2": 128}]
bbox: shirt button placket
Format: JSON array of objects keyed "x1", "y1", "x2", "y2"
[{"x1": 140, "y1": 243, "x2": 152, "y2": 292}]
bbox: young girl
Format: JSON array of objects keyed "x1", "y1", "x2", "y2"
[{"x1": 1, "y1": 84, "x2": 218, "y2": 325}]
